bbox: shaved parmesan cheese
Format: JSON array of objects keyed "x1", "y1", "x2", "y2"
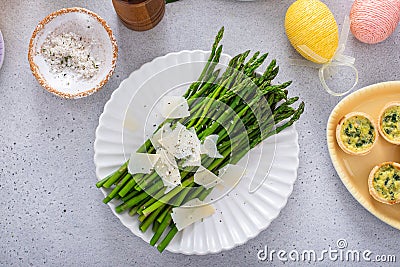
[
  {"x1": 164, "y1": 185, "x2": 175, "y2": 194},
  {"x1": 194, "y1": 166, "x2": 222, "y2": 189},
  {"x1": 149, "y1": 123, "x2": 172, "y2": 149},
  {"x1": 128, "y1": 153, "x2": 160, "y2": 175},
  {"x1": 181, "y1": 198, "x2": 204, "y2": 207},
  {"x1": 154, "y1": 148, "x2": 181, "y2": 187},
  {"x1": 159, "y1": 122, "x2": 201, "y2": 160},
  {"x1": 218, "y1": 164, "x2": 245, "y2": 188},
  {"x1": 200, "y1": 134, "x2": 223, "y2": 158},
  {"x1": 158, "y1": 123, "x2": 185, "y2": 157},
  {"x1": 182, "y1": 154, "x2": 201, "y2": 167},
  {"x1": 183, "y1": 127, "x2": 202, "y2": 160},
  {"x1": 160, "y1": 96, "x2": 190, "y2": 119},
  {"x1": 171, "y1": 198, "x2": 215, "y2": 231}
]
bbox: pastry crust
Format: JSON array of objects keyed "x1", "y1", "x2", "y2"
[
  {"x1": 378, "y1": 102, "x2": 400, "y2": 145},
  {"x1": 368, "y1": 162, "x2": 400, "y2": 205},
  {"x1": 336, "y1": 112, "x2": 378, "y2": 156}
]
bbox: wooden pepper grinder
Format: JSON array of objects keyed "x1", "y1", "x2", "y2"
[{"x1": 112, "y1": 0, "x2": 166, "y2": 31}]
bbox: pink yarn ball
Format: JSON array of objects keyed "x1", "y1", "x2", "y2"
[{"x1": 350, "y1": 0, "x2": 400, "y2": 44}]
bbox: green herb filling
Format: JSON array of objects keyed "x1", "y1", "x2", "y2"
[{"x1": 373, "y1": 163, "x2": 400, "y2": 202}]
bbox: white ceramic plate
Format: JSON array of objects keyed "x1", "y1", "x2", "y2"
[{"x1": 94, "y1": 50, "x2": 299, "y2": 254}]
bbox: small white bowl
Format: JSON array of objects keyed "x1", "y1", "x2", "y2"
[{"x1": 28, "y1": 7, "x2": 118, "y2": 99}]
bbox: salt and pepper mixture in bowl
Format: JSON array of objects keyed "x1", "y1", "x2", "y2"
[
  {"x1": 40, "y1": 31, "x2": 102, "y2": 82},
  {"x1": 28, "y1": 7, "x2": 118, "y2": 99}
]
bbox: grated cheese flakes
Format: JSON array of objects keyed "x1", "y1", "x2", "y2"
[
  {"x1": 128, "y1": 153, "x2": 160, "y2": 175},
  {"x1": 154, "y1": 148, "x2": 181, "y2": 187},
  {"x1": 200, "y1": 134, "x2": 223, "y2": 158},
  {"x1": 194, "y1": 166, "x2": 222, "y2": 189},
  {"x1": 158, "y1": 122, "x2": 201, "y2": 160}
]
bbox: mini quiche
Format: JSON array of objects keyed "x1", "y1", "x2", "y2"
[
  {"x1": 336, "y1": 112, "x2": 378, "y2": 155},
  {"x1": 378, "y1": 102, "x2": 400, "y2": 145},
  {"x1": 368, "y1": 162, "x2": 400, "y2": 205}
]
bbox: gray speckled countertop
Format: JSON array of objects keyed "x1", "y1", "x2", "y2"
[{"x1": 1, "y1": 0, "x2": 400, "y2": 266}]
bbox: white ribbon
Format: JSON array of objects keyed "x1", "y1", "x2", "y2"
[{"x1": 290, "y1": 16, "x2": 359, "y2": 97}]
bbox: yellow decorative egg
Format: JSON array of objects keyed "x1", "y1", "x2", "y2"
[{"x1": 285, "y1": 0, "x2": 339, "y2": 63}]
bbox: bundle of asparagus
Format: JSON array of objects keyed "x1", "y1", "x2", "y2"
[{"x1": 96, "y1": 27, "x2": 304, "y2": 252}]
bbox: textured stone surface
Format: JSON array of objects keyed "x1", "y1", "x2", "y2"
[{"x1": 1, "y1": 0, "x2": 400, "y2": 266}]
